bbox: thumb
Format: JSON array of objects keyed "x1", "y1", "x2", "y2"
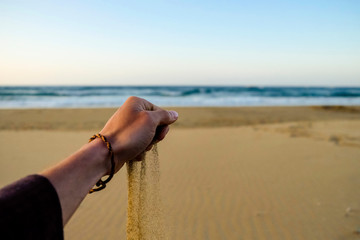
[{"x1": 151, "y1": 109, "x2": 178, "y2": 126}]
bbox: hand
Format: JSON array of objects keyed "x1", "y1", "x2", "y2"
[{"x1": 99, "y1": 96, "x2": 178, "y2": 173}]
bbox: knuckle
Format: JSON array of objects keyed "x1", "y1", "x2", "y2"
[{"x1": 127, "y1": 96, "x2": 139, "y2": 102}]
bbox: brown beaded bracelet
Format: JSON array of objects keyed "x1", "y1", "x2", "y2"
[{"x1": 88, "y1": 133, "x2": 115, "y2": 194}]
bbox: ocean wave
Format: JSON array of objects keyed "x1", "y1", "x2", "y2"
[{"x1": 1, "y1": 86, "x2": 360, "y2": 108}]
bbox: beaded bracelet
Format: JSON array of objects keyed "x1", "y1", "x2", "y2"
[{"x1": 88, "y1": 133, "x2": 115, "y2": 194}]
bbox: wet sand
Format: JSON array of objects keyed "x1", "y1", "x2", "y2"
[{"x1": 0, "y1": 106, "x2": 359, "y2": 239}]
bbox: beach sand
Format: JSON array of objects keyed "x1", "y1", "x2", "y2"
[{"x1": 0, "y1": 106, "x2": 359, "y2": 239}]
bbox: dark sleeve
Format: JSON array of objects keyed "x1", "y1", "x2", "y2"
[{"x1": 0, "y1": 175, "x2": 64, "y2": 240}]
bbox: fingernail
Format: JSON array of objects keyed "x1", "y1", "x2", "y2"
[{"x1": 169, "y1": 110, "x2": 178, "y2": 120}]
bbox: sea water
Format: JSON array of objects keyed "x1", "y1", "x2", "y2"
[{"x1": 0, "y1": 86, "x2": 360, "y2": 108}]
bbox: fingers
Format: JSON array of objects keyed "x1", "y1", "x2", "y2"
[
  {"x1": 145, "y1": 125, "x2": 170, "y2": 151},
  {"x1": 150, "y1": 109, "x2": 178, "y2": 126},
  {"x1": 126, "y1": 96, "x2": 178, "y2": 125},
  {"x1": 156, "y1": 125, "x2": 170, "y2": 141}
]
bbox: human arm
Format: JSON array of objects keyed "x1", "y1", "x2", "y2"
[{"x1": 40, "y1": 96, "x2": 178, "y2": 225}]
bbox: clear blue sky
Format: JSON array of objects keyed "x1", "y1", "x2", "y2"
[{"x1": 1, "y1": 0, "x2": 359, "y2": 86}]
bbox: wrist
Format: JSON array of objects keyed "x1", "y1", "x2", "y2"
[{"x1": 86, "y1": 138, "x2": 110, "y2": 177}]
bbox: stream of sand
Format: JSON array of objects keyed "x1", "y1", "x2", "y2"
[{"x1": 126, "y1": 145, "x2": 165, "y2": 240}]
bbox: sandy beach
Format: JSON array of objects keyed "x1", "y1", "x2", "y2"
[{"x1": 0, "y1": 106, "x2": 359, "y2": 240}]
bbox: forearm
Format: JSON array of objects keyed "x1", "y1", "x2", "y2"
[{"x1": 40, "y1": 138, "x2": 112, "y2": 226}]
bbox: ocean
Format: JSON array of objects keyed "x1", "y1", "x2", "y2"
[{"x1": 0, "y1": 86, "x2": 359, "y2": 108}]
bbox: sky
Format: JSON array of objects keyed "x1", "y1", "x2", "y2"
[{"x1": 0, "y1": 0, "x2": 359, "y2": 86}]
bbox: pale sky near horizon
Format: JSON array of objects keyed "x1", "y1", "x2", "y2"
[{"x1": 1, "y1": 0, "x2": 359, "y2": 86}]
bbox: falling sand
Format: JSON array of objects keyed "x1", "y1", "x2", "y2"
[{"x1": 126, "y1": 145, "x2": 165, "y2": 240}]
